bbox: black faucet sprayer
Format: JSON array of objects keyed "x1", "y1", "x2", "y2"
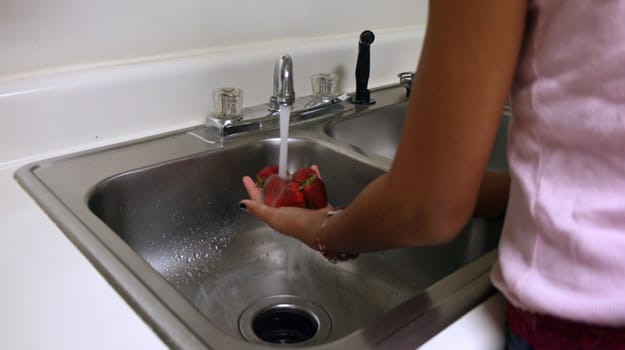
[{"x1": 350, "y1": 30, "x2": 376, "y2": 105}]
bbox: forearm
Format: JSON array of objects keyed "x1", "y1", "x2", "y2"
[
  {"x1": 318, "y1": 170, "x2": 509, "y2": 254},
  {"x1": 319, "y1": 174, "x2": 451, "y2": 253}
]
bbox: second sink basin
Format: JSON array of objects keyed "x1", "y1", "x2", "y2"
[{"x1": 325, "y1": 101, "x2": 510, "y2": 170}]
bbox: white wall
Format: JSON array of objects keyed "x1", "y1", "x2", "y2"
[
  {"x1": 0, "y1": 1, "x2": 428, "y2": 166},
  {"x1": 0, "y1": 0, "x2": 427, "y2": 79}
]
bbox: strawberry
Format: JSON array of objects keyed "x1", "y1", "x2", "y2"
[
  {"x1": 262, "y1": 174, "x2": 287, "y2": 206},
  {"x1": 272, "y1": 181, "x2": 306, "y2": 208},
  {"x1": 255, "y1": 165, "x2": 279, "y2": 187},
  {"x1": 292, "y1": 167, "x2": 317, "y2": 183},
  {"x1": 256, "y1": 165, "x2": 327, "y2": 209},
  {"x1": 293, "y1": 167, "x2": 328, "y2": 209},
  {"x1": 302, "y1": 179, "x2": 328, "y2": 209}
]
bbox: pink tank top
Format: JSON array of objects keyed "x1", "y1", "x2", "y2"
[{"x1": 491, "y1": 0, "x2": 625, "y2": 326}]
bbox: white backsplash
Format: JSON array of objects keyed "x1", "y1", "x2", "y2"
[
  {"x1": 0, "y1": 0, "x2": 428, "y2": 167},
  {"x1": 0, "y1": 0, "x2": 427, "y2": 79}
]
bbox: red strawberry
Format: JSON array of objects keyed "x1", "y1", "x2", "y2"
[
  {"x1": 262, "y1": 174, "x2": 287, "y2": 206},
  {"x1": 292, "y1": 167, "x2": 317, "y2": 183},
  {"x1": 273, "y1": 181, "x2": 306, "y2": 208},
  {"x1": 302, "y1": 179, "x2": 328, "y2": 209},
  {"x1": 255, "y1": 165, "x2": 279, "y2": 187},
  {"x1": 256, "y1": 165, "x2": 327, "y2": 209},
  {"x1": 293, "y1": 167, "x2": 328, "y2": 209}
]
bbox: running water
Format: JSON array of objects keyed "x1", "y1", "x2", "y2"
[
  {"x1": 283, "y1": 234, "x2": 300, "y2": 280},
  {"x1": 278, "y1": 105, "x2": 292, "y2": 179},
  {"x1": 278, "y1": 105, "x2": 299, "y2": 278}
]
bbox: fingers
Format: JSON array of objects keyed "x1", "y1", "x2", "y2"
[
  {"x1": 239, "y1": 198, "x2": 267, "y2": 219},
  {"x1": 239, "y1": 199, "x2": 295, "y2": 233},
  {"x1": 240, "y1": 176, "x2": 276, "y2": 222},
  {"x1": 239, "y1": 199, "x2": 320, "y2": 248},
  {"x1": 242, "y1": 176, "x2": 263, "y2": 202},
  {"x1": 309, "y1": 165, "x2": 330, "y2": 208}
]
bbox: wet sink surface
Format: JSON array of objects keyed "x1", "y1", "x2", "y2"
[
  {"x1": 15, "y1": 85, "x2": 508, "y2": 349},
  {"x1": 88, "y1": 138, "x2": 501, "y2": 344}
]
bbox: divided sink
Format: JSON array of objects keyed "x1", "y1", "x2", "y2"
[
  {"x1": 325, "y1": 100, "x2": 510, "y2": 170},
  {"x1": 15, "y1": 85, "x2": 508, "y2": 349}
]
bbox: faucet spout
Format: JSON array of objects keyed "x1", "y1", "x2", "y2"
[{"x1": 270, "y1": 54, "x2": 295, "y2": 111}]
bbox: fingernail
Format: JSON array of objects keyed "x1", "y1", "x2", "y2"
[{"x1": 239, "y1": 202, "x2": 248, "y2": 211}]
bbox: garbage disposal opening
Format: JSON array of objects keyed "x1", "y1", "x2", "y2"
[{"x1": 252, "y1": 304, "x2": 318, "y2": 344}]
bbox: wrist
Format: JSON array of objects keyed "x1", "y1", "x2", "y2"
[{"x1": 315, "y1": 207, "x2": 358, "y2": 263}]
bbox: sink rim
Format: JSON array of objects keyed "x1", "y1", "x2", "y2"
[{"x1": 13, "y1": 84, "x2": 501, "y2": 350}]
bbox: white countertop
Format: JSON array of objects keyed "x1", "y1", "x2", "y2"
[
  {"x1": 0, "y1": 26, "x2": 506, "y2": 349},
  {"x1": 0, "y1": 164, "x2": 167, "y2": 350}
]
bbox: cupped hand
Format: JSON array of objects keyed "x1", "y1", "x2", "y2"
[{"x1": 239, "y1": 165, "x2": 328, "y2": 249}]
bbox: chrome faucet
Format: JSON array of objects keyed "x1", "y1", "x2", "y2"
[
  {"x1": 269, "y1": 54, "x2": 295, "y2": 111},
  {"x1": 200, "y1": 54, "x2": 346, "y2": 143}
]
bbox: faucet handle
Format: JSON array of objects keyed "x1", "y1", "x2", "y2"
[
  {"x1": 311, "y1": 73, "x2": 339, "y2": 102},
  {"x1": 398, "y1": 72, "x2": 415, "y2": 96},
  {"x1": 213, "y1": 87, "x2": 243, "y2": 121}
]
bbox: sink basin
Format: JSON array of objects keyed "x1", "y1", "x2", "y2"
[
  {"x1": 325, "y1": 101, "x2": 510, "y2": 170},
  {"x1": 15, "y1": 85, "x2": 506, "y2": 349},
  {"x1": 88, "y1": 138, "x2": 501, "y2": 345},
  {"x1": 325, "y1": 102, "x2": 408, "y2": 161}
]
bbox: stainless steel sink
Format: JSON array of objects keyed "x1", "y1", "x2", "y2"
[
  {"x1": 325, "y1": 102, "x2": 408, "y2": 161},
  {"x1": 325, "y1": 100, "x2": 510, "y2": 170},
  {"x1": 15, "y1": 85, "x2": 508, "y2": 349}
]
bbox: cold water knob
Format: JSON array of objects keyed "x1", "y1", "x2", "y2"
[{"x1": 311, "y1": 73, "x2": 339, "y2": 102}]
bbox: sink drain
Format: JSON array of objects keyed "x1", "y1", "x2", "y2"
[
  {"x1": 253, "y1": 305, "x2": 318, "y2": 344},
  {"x1": 239, "y1": 295, "x2": 331, "y2": 346}
]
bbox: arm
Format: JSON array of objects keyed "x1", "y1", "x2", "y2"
[{"x1": 241, "y1": 0, "x2": 525, "y2": 252}]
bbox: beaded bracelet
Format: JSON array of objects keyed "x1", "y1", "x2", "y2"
[{"x1": 315, "y1": 207, "x2": 359, "y2": 263}]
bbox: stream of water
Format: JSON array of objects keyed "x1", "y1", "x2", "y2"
[
  {"x1": 278, "y1": 105, "x2": 292, "y2": 179},
  {"x1": 278, "y1": 105, "x2": 299, "y2": 278}
]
